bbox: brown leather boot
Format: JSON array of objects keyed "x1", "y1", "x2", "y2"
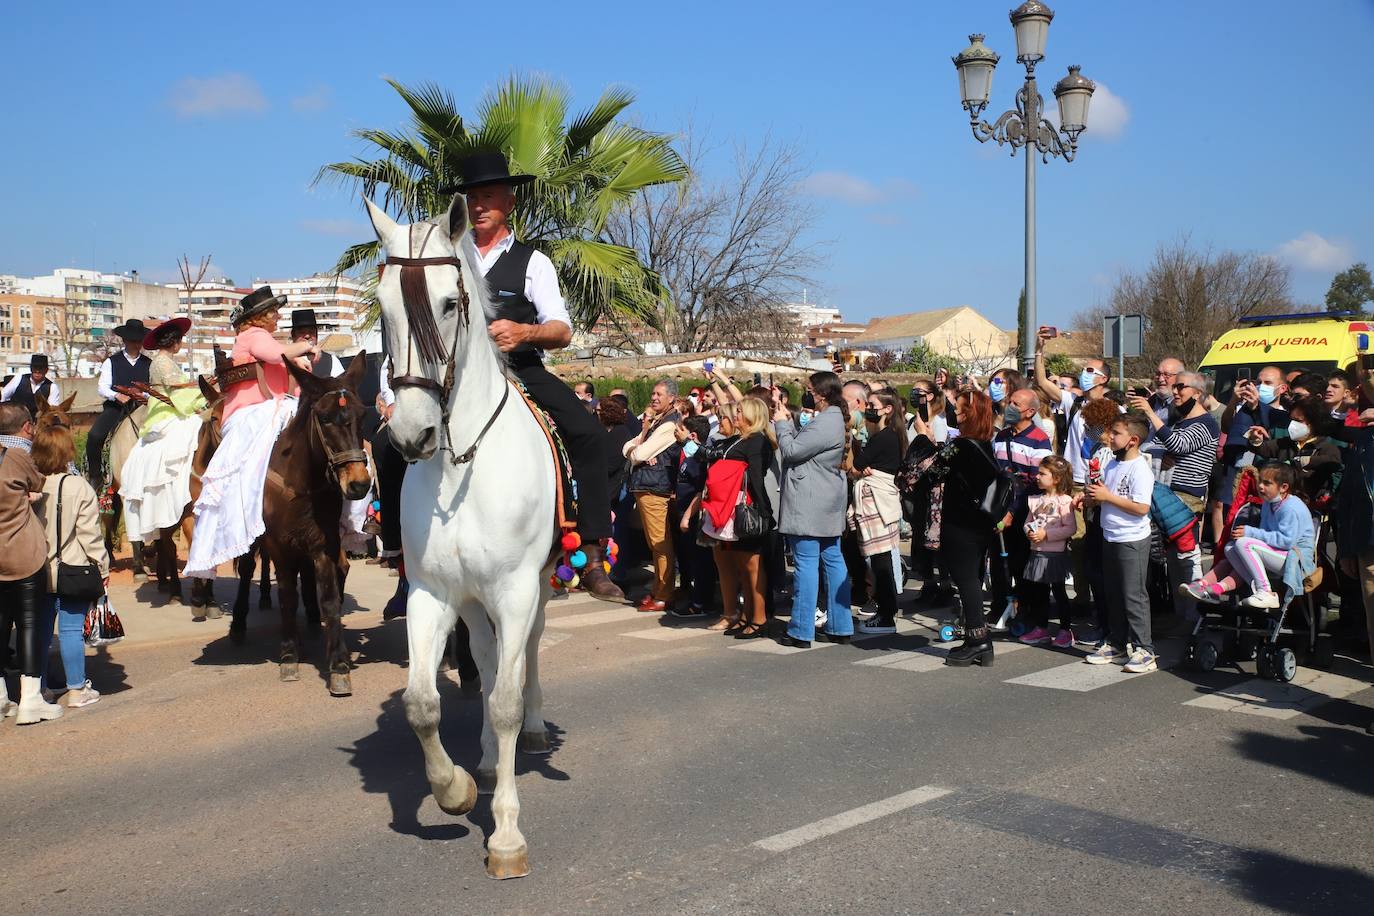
[{"x1": 579, "y1": 542, "x2": 626, "y2": 603}]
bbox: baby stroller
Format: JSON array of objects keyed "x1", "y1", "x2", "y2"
[{"x1": 1185, "y1": 468, "x2": 1333, "y2": 681}]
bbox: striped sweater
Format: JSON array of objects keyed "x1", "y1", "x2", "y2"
[
  {"x1": 993, "y1": 422, "x2": 1054, "y2": 512},
  {"x1": 1162, "y1": 412, "x2": 1220, "y2": 499}
]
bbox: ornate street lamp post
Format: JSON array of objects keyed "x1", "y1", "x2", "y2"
[{"x1": 953, "y1": 2, "x2": 1096, "y2": 371}]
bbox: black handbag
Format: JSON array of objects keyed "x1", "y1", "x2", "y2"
[
  {"x1": 734, "y1": 497, "x2": 770, "y2": 541},
  {"x1": 53, "y1": 475, "x2": 105, "y2": 602}
]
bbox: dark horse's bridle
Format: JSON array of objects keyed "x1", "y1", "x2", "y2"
[
  {"x1": 310, "y1": 388, "x2": 368, "y2": 484},
  {"x1": 382, "y1": 222, "x2": 509, "y2": 466}
]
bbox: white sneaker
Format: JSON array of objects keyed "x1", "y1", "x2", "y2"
[
  {"x1": 1242, "y1": 590, "x2": 1280, "y2": 609},
  {"x1": 1123, "y1": 648, "x2": 1158, "y2": 673},
  {"x1": 815, "y1": 608, "x2": 828, "y2": 630},
  {"x1": 1084, "y1": 644, "x2": 1124, "y2": 665},
  {"x1": 63, "y1": 681, "x2": 101, "y2": 709},
  {"x1": 0, "y1": 680, "x2": 15, "y2": 718}
]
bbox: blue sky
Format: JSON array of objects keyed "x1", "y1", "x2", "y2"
[{"x1": 4, "y1": 0, "x2": 1372, "y2": 331}]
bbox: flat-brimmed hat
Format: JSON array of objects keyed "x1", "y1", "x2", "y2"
[
  {"x1": 111, "y1": 318, "x2": 149, "y2": 343},
  {"x1": 143, "y1": 316, "x2": 192, "y2": 350},
  {"x1": 30, "y1": 353, "x2": 48, "y2": 372},
  {"x1": 230, "y1": 285, "x2": 287, "y2": 328},
  {"x1": 290, "y1": 308, "x2": 319, "y2": 334},
  {"x1": 439, "y1": 151, "x2": 535, "y2": 194}
]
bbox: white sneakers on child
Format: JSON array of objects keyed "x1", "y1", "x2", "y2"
[
  {"x1": 1242, "y1": 590, "x2": 1280, "y2": 609},
  {"x1": 1123, "y1": 648, "x2": 1159, "y2": 673}
]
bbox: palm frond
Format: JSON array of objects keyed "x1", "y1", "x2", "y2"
[{"x1": 565, "y1": 85, "x2": 636, "y2": 155}]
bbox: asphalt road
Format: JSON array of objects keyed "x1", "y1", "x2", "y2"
[{"x1": 2, "y1": 562, "x2": 1371, "y2": 915}]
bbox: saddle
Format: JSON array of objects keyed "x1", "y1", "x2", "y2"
[{"x1": 511, "y1": 379, "x2": 578, "y2": 537}]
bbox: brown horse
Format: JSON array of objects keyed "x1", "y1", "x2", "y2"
[
  {"x1": 33, "y1": 393, "x2": 80, "y2": 470},
  {"x1": 222, "y1": 355, "x2": 371, "y2": 695}
]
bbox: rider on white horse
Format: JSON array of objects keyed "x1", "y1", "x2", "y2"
[
  {"x1": 119, "y1": 316, "x2": 205, "y2": 544},
  {"x1": 184, "y1": 286, "x2": 317, "y2": 579},
  {"x1": 437, "y1": 151, "x2": 623, "y2": 601}
]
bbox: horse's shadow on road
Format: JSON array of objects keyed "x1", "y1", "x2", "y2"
[{"x1": 342, "y1": 679, "x2": 569, "y2": 841}]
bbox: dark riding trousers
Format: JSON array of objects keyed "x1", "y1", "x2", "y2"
[{"x1": 86, "y1": 352, "x2": 151, "y2": 485}]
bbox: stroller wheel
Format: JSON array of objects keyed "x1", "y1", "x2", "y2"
[
  {"x1": 1274, "y1": 647, "x2": 1297, "y2": 683},
  {"x1": 1195, "y1": 639, "x2": 1219, "y2": 673},
  {"x1": 938, "y1": 624, "x2": 958, "y2": 643},
  {"x1": 1009, "y1": 619, "x2": 1027, "y2": 638}
]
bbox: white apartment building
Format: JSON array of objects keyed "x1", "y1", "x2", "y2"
[
  {"x1": 5, "y1": 268, "x2": 179, "y2": 349},
  {"x1": 258, "y1": 274, "x2": 365, "y2": 344}
]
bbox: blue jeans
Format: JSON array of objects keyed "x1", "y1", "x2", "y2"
[
  {"x1": 788, "y1": 535, "x2": 852, "y2": 640},
  {"x1": 41, "y1": 595, "x2": 89, "y2": 690}
]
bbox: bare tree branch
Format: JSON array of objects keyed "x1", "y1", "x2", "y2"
[{"x1": 603, "y1": 133, "x2": 823, "y2": 354}]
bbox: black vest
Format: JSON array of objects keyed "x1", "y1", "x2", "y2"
[
  {"x1": 484, "y1": 241, "x2": 539, "y2": 359},
  {"x1": 311, "y1": 352, "x2": 340, "y2": 378},
  {"x1": 10, "y1": 375, "x2": 52, "y2": 414},
  {"x1": 108, "y1": 352, "x2": 152, "y2": 404}
]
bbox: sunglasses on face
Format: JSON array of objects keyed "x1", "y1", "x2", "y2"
[{"x1": 1172, "y1": 383, "x2": 1195, "y2": 393}]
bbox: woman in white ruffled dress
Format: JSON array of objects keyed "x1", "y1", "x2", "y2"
[
  {"x1": 120, "y1": 317, "x2": 205, "y2": 544},
  {"x1": 184, "y1": 286, "x2": 315, "y2": 579}
]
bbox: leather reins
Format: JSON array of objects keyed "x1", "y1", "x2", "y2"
[
  {"x1": 381, "y1": 222, "x2": 509, "y2": 466},
  {"x1": 265, "y1": 387, "x2": 368, "y2": 500}
]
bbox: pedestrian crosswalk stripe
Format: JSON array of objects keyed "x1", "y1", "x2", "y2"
[
  {"x1": 1183, "y1": 669, "x2": 1369, "y2": 719},
  {"x1": 1004, "y1": 657, "x2": 1138, "y2": 691},
  {"x1": 546, "y1": 607, "x2": 645, "y2": 629},
  {"x1": 621, "y1": 625, "x2": 719, "y2": 641},
  {"x1": 730, "y1": 636, "x2": 839, "y2": 654}
]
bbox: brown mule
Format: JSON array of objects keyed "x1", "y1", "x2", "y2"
[{"x1": 254, "y1": 354, "x2": 372, "y2": 696}]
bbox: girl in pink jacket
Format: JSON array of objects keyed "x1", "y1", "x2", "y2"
[{"x1": 1019, "y1": 455, "x2": 1078, "y2": 647}]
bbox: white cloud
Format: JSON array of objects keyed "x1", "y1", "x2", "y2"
[
  {"x1": 801, "y1": 172, "x2": 918, "y2": 205},
  {"x1": 1045, "y1": 81, "x2": 1128, "y2": 141},
  {"x1": 301, "y1": 218, "x2": 367, "y2": 237},
  {"x1": 1275, "y1": 231, "x2": 1355, "y2": 271},
  {"x1": 291, "y1": 85, "x2": 332, "y2": 113},
  {"x1": 168, "y1": 73, "x2": 268, "y2": 117}
]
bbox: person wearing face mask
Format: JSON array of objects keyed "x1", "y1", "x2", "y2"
[
  {"x1": 850, "y1": 390, "x2": 909, "y2": 634},
  {"x1": 987, "y1": 368, "x2": 1025, "y2": 419},
  {"x1": 1034, "y1": 329, "x2": 1112, "y2": 618},
  {"x1": 669, "y1": 415, "x2": 718, "y2": 617},
  {"x1": 989, "y1": 388, "x2": 1054, "y2": 629},
  {"x1": 1250, "y1": 396, "x2": 1342, "y2": 507},
  {"x1": 1134, "y1": 371, "x2": 1220, "y2": 628}
]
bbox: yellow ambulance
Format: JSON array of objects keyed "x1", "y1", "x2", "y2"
[{"x1": 1199, "y1": 311, "x2": 1370, "y2": 400}]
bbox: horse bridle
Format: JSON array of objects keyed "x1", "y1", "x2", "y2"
[
  {"x1": 382, "y1": 223, "x2": 509, "y2": 466},
  {"x1": 309, "y1": 388, "x2": 368, "y2": 484}
]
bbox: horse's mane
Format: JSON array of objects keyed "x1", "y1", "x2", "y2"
[{"x1": 416, "y1": 217, "x2": 508, "y2": 371}]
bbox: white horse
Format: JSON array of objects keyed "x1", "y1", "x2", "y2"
[{"x1": 365, "y1": 195, "x2": 556, "y2": 880}]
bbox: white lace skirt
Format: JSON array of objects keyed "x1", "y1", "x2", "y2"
[
  {"x1": 119, "y1": 413, "x2": 203, "y2": 542},
  {"x1": 184, "y1": 398, "x2": 296, "y2": 577}
]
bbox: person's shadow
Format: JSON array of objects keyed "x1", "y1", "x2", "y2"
[{"x1": 342, "y1": 679, "x2": 569, "y2": 840}]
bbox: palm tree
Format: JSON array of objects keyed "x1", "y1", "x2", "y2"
[{"x1": 315, "y1": 76, "x2": 687, "y2": 330}]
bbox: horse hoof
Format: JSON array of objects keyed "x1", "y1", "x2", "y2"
[
  {"x1": 433, "y1": 768, "x2": 477, "y2": 816},
  {"x1": 327, "y1": 672, "x2": 353, "y2": 697},
  {"x1": 476, "y1": 768, "x2": 497, "y2": 795},
  {"x1": 518, "y1": 730, "x2": 551, "y2": 755},
  {"x1": 280, "y1": 663, "x2": 299, "y2": 682},
  {"x1": 486, "y1": 846, "x2": 530, "y2": 880},
  {"x1": 132, "y1": 570, "x2": 146, "y2": 581},
  {"x1": 229, "y1": 625, "x2": 246, "y2": 646},
  {"x1": 204, "y1": 604, "x2": 223, "y2": 620}
]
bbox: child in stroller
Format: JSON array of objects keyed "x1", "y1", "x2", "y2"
[{"x1": 1180, "y1": 462, "x2": 1313, "y2": 609}]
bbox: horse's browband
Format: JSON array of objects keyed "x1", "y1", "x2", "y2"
[{"x1": 383, "y1": 256, "x2": 461, "y2": 268}]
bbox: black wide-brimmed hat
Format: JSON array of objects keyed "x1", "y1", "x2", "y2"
[
  {"x1": 290, "y1": 308, "x2": 319, "y2": 333},
  {"x1": 111, "y1": 318, "x2": 149, "y2": 343},
  {"x1": 439, "y1": 151, "x2": 535, "y2": 194},
  {"x1": 143, "y1": 316, "x2": 192, "y2": 350},
  {"x1": 30, "y1": 353, "x2": 48, "y2": 372},
  {"x1": 230, "y1": 285, "x2": 287, "y2": 327}
]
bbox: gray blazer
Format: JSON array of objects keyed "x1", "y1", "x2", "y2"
[{"x1": 774, "y1": 406, "x2": 848, "y2": 537}]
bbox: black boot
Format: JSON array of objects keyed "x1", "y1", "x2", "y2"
[{"x1": 945, "y1": 627, "x2": 994, "y2": 667}]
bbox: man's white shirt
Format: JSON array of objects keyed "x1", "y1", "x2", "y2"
[{"x1": 473, "y1": 233, "x2": 572, "y2": 328}]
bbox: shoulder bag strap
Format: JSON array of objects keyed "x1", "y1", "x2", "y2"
[{"x1": 51, "y1": 474, "x2": 66, "y2": 565}]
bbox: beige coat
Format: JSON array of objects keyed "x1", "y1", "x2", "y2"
[{"x1": 34, "y1": 473, "x2": 110, "y2": 592}]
